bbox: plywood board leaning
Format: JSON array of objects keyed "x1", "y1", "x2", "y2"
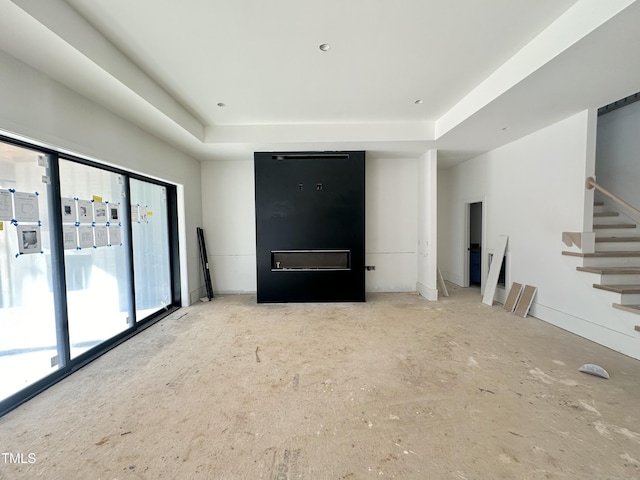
[
  {"x1": 437, "y1": 266, "x2": 449, "y2": 297},
  {"x1": 514, "y1": 285, "x2": 537, "y2": 318},
  {"x1": 504, "y1": 282, "x2": 523, "y2": 312},
  {"x1": 482, "y1": 235, "x2": 508, "y2": 306}
]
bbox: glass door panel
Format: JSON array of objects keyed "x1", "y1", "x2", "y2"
[
  {"x1": 0, "y1": 142, "x2": 58, "y2": 401},
  {"x1": 59, "y1": 159, "x2": 130, "y2": 359},
  {"x1": 130, "y1": 179, "x2": 171, "y2": 319}
]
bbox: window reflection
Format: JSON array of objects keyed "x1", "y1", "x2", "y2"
[
  {"x1": 130, "y1": 179, "x2": 171, "y2": 319},
  {"x1": 59, "y1": 159, "x2": 130, "y2": 358},
  {"x1": 0, "y1": 142, "x2": 57, "y2": 401}
]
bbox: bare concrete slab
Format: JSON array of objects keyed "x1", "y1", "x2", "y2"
[{"x1": 1, "y1": 286, "x2": 639, "y2": 480}]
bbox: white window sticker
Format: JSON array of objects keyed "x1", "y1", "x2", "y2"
[
  {"x1": 61, "y1": 197, "x2": 77, "y2": 223},
  {"x1": 0, "y1": 189, "x2": 12, "y2": 221},
  {"x1": 109, "y1": 225, "x2": 122, "y2": 245},
  {"x1": 78, "y1": 225, "x2": 94, "y2": 248},
  {"x1": 17, "y1": 225, "x2": 41, "y2": 254},
  {"x1": 94, "y1": 226, "x2": 109, "y2": 247},
  {"x1": 13, "y1": 191, "x2": 39, "y2": 222},
  {"x1": 94, "y1": 201, "x2": 108, "y2": 223},
  {"x1": 77, "y1": 199, "x2": 93, "y2": 223},
  {"x1": 63, "y1": 225, "x2": 77, "y2": 250}
]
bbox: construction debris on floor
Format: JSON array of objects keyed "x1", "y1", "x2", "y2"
[{"x1": 1, "y1": 286, "x2": 639, "y2": 479}]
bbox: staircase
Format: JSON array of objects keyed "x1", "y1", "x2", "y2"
[{"x1": 563, "y1": 200, "x2": 640, "y2": 327}]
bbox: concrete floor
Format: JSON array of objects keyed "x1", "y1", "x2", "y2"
[{"x1": 1, "y1": 285, "x2": 639, "y2": 480}]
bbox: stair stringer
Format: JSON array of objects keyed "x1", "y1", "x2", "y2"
[{"x1": 559, "y1": 198, "x2": 640, "y2": 358}]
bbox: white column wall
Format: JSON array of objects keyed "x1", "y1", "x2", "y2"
[
  {"x1": 0, "y1": 50, "x2": 203, "y2": 305},
  {"x1": 417, "y1": 150, "x2": 438, "y2": 300}
]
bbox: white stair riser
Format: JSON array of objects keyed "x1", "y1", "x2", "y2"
[
  {"x1": 582, "y1": 257, "x2": 640, "y2": 267},
  {"x1": 593, "y1": 216, "x2": 623, "y2": 224},
  {"x1": 612, "y1": 304, "x2": 640, "y2": 316},
  {"x1": 619, "y1": 294, "x2": 640, "y2": 305},
  {"x1": 596, "y1": 290, "x2": 640, "y2": 304},
  {"x1": 597, "y1": 274, "x2": 640, "y2": 284},
  {"x1": 594, "y1": 228, "x2": 639, "y2": 236},
  {"x1": 596, "y1": 242, "x2": 640, "y2": 252}
]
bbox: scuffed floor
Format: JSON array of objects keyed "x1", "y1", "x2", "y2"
[{"x1": 1, "y1": 286, "x2": 639, "y2": 479}]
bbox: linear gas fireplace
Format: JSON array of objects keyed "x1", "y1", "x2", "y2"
[
  {"x1": 254, "y1": 151, "x2": 365, "y2": 303},
  {"x1": 271, "y1": 250, "x2": 351, "y2": 271}
]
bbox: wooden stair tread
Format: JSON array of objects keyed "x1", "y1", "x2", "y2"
[
  {"x1": 595, "y1": 236, "x2": 640, "y2": 242},
  {"x1": 577, "y1": 266, "x2": 640, "y2": 274},
  {"x1": 593, "y1": 223, "x2": 636, "y2": 229},
  {"x1": 593, "y1": 212, "x2": 619, "y2": 217},
  {"x1": 593, "y1": 284, "x2": 640, "y2": 294},
  {"x1": 562, "y1": 251, "x2": 640, "y2": 258}
]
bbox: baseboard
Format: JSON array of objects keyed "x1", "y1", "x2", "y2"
[
  {"x1": 215, "y1": 290, "x2": 257, "y2": 295},
  {"x1": 443, "y1": 271, "x2": 464, "y2": 287},
  {"x1": 189, "y1": 286, "x2": 206, "y2": 305},
  {"x1": 417, "y1": 281, "x2": 438, "y2": 301},
  {"x1": 530, "y1": 302, "x2": 640, "y2": 361}
]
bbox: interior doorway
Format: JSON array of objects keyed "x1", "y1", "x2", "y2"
[{"x1": 464, "y1": 200, "x2": 484, "y2": 289}]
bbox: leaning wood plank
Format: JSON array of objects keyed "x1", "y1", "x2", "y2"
[
  {"x1": 514, "y1": 285, "x2": 537, "y2": 318},
  {"x1": 437, "y1": 266, "x2": 449, "y2": 297},
  {"x1": 482, "y1": 235, "x2": 508, "y2": 306},
  {"x1": 503, "y1": 282, "x2": 523, "y2": 312}
]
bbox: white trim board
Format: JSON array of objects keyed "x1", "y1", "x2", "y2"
[
  {"x1": 482, "y1": 235, "x2": 508, "y2": 306},
  {"x1": 437, "y1": 267, "x2": 449, "y2": 297},
  {"x1": 417, "y1": 281, "x2": 438, "y2": 301}
]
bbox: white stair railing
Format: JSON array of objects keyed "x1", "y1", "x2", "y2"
[{"x1": 586, "y1": 177, "x2": 640, "y2": 224}]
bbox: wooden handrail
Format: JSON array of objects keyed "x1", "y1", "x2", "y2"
[{"x1": 586, "y1": 177, "x2": 640, "y2": 219}]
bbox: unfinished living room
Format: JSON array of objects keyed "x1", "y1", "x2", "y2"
[{"x1": 1, "y1": 1, "x2": 640, "y2": 479}]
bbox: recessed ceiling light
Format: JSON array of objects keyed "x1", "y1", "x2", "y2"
[
  {"x1": 217, "y1": 102, "x2": 226, "y2": 107},
  {"x1": 414, "y1": 99, "x2": 424, "y2": 105},
  {"x1": 319, "y1": 43, "x2": 331, "y2": 52}
]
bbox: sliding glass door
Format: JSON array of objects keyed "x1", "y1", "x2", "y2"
[
  {"x1": 59, "y1": 159, "x2": 132, "y2": 358},
  {"x1": 0, "y1": 143, "x2": 58, "y2": 401},
  {"x1": 130, "y1": 179, "x2": 172, "y2": 319},
  {"x1": 0, "y1": 136, "x2": 180, "y2": 416}
]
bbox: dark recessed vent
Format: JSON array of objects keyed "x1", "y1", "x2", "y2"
[
  {"x1": 598, "y1": 92, "x2": 640, "y2": 116},
  {"x1": 272, "y1": 154, "x2": 350, "y2": 160}
]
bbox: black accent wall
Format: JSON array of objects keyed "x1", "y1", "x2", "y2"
[{"x1": 254, "y1": 151, "x2": 365, "y2": 303}]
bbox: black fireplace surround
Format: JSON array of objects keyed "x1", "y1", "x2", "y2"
[{"x1": 254, "y1": 151, "x2": 365, "y2": 303}]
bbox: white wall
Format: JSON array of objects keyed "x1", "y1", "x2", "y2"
[
  {"x1": 596, "y1": 100, "x2": 640, "y2": 218},
  {"x1": 201, "y1": 154, "x2": 420, "y2": 294},
  {"x1": 440, "y1": 110, "x2": 640, "y2": 360},
  {"x1": 365, "y1": 155, "x2": 418, "y2": 292},
  {"x1": 0, "y1": 49, "x2": 203, "y2": 305},
  {"x1": 200, "y1": 160, "x2": 256, "y2": 294}
]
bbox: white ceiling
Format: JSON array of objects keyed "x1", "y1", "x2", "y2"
[{"x1": 2, "y1": 0, "x2": 640, "y2": 166}]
